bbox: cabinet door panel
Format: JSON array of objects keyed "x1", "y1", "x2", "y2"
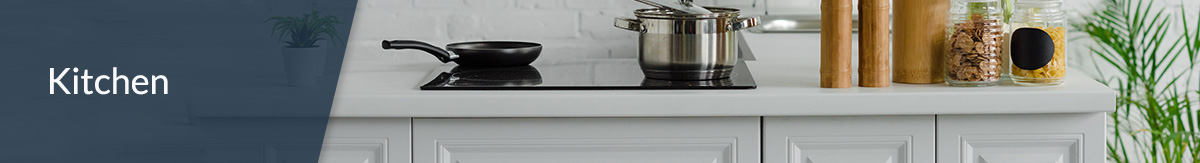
[
  {"x1": 437, "y1": 138, "x2": 735, "y2": 163},
  {"x1": 937, "y1": 113, "x2": 1104, "y2": 163},
  {"x1": 321, "y1": 118, "x2": 410, "y2": 163},
  {"x1": 412, "y1": 117, "x2": 760, "y2": 163},
  {"x1": 961, "y1": 134, "x2": 1080, "y2": 163},
  {"x1": 317, "y1": 138, "x2": 388, "y2": 163},
  {"x1": 764, "y1": 116, "x2": 935, "y2": 163},
  {"x1": 790, "y1": 136, "x2": 910, "y2": 163}
]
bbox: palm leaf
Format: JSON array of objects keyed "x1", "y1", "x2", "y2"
[{"x1": 1075, "y1": 0, "x2": 1200, "y2": 162}]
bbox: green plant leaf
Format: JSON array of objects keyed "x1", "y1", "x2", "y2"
[
  {"x1": 1075, "y1": 0, "x2": 1200, "y2": 162},
  {"x1": 264, "y1": 3, "x2": 343, "y2": 48}
]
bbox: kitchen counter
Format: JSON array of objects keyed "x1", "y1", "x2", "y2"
[{"x1": 330, "y1": 32, "x2": 1115, "y2": 117}]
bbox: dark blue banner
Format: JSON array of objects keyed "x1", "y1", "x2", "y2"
[{"x1": 0, "y1": 0, "x2": 356, "y2": 162}]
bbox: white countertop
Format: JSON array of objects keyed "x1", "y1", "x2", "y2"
[{"x1": 330, "y1": 33, "x2": 1115, "y2": 117}]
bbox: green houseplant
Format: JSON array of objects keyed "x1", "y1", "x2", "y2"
[
  {"x1": 266, "y1": 4, "x2": 342, "y2": 48},
  {"x1": 1074, "y1": 0, "x2": 1200, "y2": 162},
  {"x1": 265, "y1": 4, "x2": 342, "y2": 86}
]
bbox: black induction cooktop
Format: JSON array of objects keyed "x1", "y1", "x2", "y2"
[{"x1": 418, "y1": 59, "x2": 757, "y2": 90}]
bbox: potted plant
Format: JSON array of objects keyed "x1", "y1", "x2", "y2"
[
  {"x1": 266, "y1": 4, "x2": 342, "y2": 87},
  {"x1": 1075, "y1": 0, "x2": 1200, "y2": 162}
]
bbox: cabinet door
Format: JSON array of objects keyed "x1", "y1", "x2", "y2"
[
  {"x1": 764, "y1": 116, "x2": 935, "y2": 163},
  {"x1": 937, "y1": 113, "x2": 1105, "y2": 163},
  {"x1": 412, "y1": 117, "x2": 760, "y2": 163},
  {"x1": 320, "y1": 118, "x2": 410, "y2": 163}
]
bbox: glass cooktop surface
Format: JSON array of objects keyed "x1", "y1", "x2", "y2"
[{"x1": 419, "y1": 59, "x2": 756, "y2": 90}]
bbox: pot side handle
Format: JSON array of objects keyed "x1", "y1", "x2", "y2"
[
  {"x1": 382, "y1": 40, "x2": 458, "y2": 63},
  {"x1": 614, "y1": 17, "x2": 643, "y2": 32},
  {"x1": 729, "y1": 17, "x2": 760, "y2": 31}
]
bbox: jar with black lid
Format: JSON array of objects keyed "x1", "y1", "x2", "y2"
[{"x1": 1008, "y1": 0, "x2": 1065, "y2": 86}]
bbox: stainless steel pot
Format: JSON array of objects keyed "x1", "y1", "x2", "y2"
[{"x1": 615, "y1": 7, "x2": 759, "y2": 80}]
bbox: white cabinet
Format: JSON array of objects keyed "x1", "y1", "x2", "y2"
[
  {"x1": 764, "y1": 116, "x2": 935, "y2": 163},
  {"x1": 411, "y1": 117, "x2": 760, "y2": 163},
  {"x1": 937, "y1": 113, "x2": 1105, "y2": 163},
  {"x1": 321, "y1": 118, "x2": 411, "y2": 163},
  {"x1": 319, "y1": 114, "x2": 1107, "y2": 163}
]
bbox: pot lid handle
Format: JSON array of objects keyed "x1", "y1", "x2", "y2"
[
  {"x1": 614, "y1": 17, "x2": 644, "y2": 32},
  {"x1": 729, "y1": 17, "x2": 760, "y2": 31}
]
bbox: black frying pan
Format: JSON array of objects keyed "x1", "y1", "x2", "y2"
[{"x1": 382, "y1": 40, "x2": 542, "y2": 67}]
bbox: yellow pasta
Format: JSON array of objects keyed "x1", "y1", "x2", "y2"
[{"x1": 1011, "y1": 26, "x2": 1066, "y2": 83}]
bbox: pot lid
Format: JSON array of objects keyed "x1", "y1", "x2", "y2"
[{"x1": 634, "y1": 7, "x2": 740, "y2": 19}]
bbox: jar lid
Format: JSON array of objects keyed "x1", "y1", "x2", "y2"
[{"x1": 634, "y1": 7, "x2": 740, "y2": 19}]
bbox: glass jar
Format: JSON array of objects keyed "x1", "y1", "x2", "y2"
[
  {"x1": 1000, "y1": 0, "x2": 1015, "y2": 80},
  {"x1": 945, "y1": 0, "x2": 1004, "y2": 87},
  {"x1": 1008, "y1": 0, "x2": 1066, "y2": 86}
]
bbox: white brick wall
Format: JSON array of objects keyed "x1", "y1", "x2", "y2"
[
  {"x1": 348, "y1": 0, "x2": 665, "y2": 62},
  {"x1": 346, "y1": 0, "x2": 1123, "y2": 62},
  {"x1": 346, "y1": 0, "x2": 763, "y2": 62},
  {"x1": 1168, "y1": 0, "x2": 1200, "y2": 36}
]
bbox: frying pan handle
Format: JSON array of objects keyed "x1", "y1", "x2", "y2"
[
  {"x1": 382, "y1": 40, "x2": 458, "y2": 63},
  {"x1": 728, "y1": 17, "x2": 760, "y2": 31},
  {"x1": 614, "y1": 17, "x2": 643, "y2": 32}
]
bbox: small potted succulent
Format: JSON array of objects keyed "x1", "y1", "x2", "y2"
[{"x1": 266, "y1": 4, "x2": 342, "y2": 86}]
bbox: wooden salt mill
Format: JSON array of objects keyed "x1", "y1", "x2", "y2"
[
  {"x1": 893, "y1": 0, "x2": 950, "y2": 84},
  {"x1": 859, "y1": 0, "x2": 890, "y2": 87},
  {"x1": 820, "y1": 0, "x2": 852, "y2": 88}
]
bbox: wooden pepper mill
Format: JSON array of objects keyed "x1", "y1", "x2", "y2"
[
  {"x1": 893, "y1": 0, "x2": 950, "y2": 84},
  {"x1": 820, "y1": 0, "x2": 853, "y2": 88},
  {"x1": 859, "y1": 0, "x2": 890, "y2": 87}
]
